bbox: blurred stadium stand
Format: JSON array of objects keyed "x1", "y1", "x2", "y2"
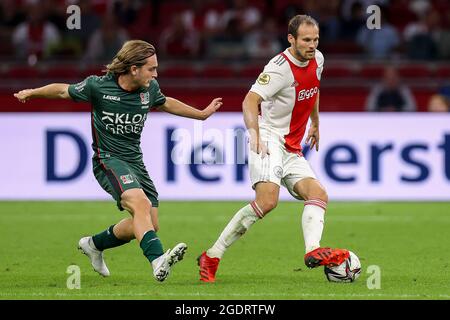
[{"x1": 0, "y1": 0, "x2": 449, "y2": 113}]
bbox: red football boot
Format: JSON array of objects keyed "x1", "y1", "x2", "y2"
[
  {"x1": 304, "y1": 247, "x2": 350, "y2": 268},
  {"x1": 197, "y1": 251, "x2": 220, "y2": 283}
]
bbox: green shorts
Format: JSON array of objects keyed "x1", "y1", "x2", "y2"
[{"x1": 93, "y1": 156, "x2": 159, "y2": 210}]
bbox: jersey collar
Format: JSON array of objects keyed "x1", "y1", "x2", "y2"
[
  {"x1": 284, "y1": 48, "x2": 310, "y2": 67},
  {"x1": 115, "y1": 73, "x2": 146, "y2": 93}
]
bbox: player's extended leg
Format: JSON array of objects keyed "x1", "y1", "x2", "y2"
[
  {"x1": 79, "y1": 204, "x2": 163, "y2": 277},
  {"x1": 78, "y1": 220, "x2": 133, "y2": 277},
  {"x1": 198, "y1": 182, "x2": 280, "y2": 282},
  {"x1": 293, "y1": 178, "x2": 349, "y2": 268},
  {"x1": 120, "y1": 188, "x2": 187, "y2": 282}
]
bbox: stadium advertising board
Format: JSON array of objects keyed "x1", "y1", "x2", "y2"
[{"x1": 0, "y1": 113, "x2": 449, "y2": 201}]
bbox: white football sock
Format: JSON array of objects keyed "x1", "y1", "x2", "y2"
[
  {"x1": 302, "y1": 199, "x2": 326, "y2": 253},
  {"x1": 207, "y1": 203, "x2": 261, "y2": 259}
]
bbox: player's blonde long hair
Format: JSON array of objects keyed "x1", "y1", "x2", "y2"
[{"x1": 106, "y1": 40, "x2": 156, "y2": 76}]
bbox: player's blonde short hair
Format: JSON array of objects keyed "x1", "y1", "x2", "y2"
[
  {"x1": 106, "y1": 40, "x2": 156, "y2": 75},
  {"x1": 288, "y1": 15, "x2": 319, "y2": 39}
]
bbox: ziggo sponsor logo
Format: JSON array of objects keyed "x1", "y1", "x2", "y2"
[{"x1": 298, "y1": 87, "x2": 318, "y2": 101}]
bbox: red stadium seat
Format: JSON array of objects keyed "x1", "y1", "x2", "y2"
[
  {"x1": 319, "y1": 87, "x2": 368, "y2": 112},
  {"x1": 435, "y1": 65, "x2": 450, "y2": 78},
  {"x1": 126, "y1": 3, "x2": 154, "y2": 39},
  {"x1": 238, "y1": 65, "x2": 262, "y2": 78},
  {"x1": 388, "y1": 0, "x2": 417, "y2": 32},
  {"x1": 159, "y1": 1, "x2": 190, "y2": 28},
  {"x1": 321, "y1": 41, "x2": 363, "y2": 55},
  {"x1": 397, "y1": 64, "x2": 431, "y2": 78},
  {"x1": 79, "y1": 66, "x2": 105, "y2": 78},
  {"x1": 359, "y1": 65, "x2": 385, "y2": 79},
  {"x1": 199, "y1": 65, "x2": 235, "y2": 79},
  {"x1": 39, "y1": 65, "x2": 81, "y2": 79},
  {"x1": 161, "y1": 65, "x2": 197, "y2": 78},
  {"x1": 322, "y1": 65, "x2": 354, "y2": 78},
  {"x1": 0, "y1": 41, "x2": 13, "y2": 56},
  {"x1": 160, "y1": 1, "x2": 190, "y2": 15},
  {"x1": 4, "y1": 66, "x2": 39, "y2": 79},
  {"x1": 246, "y1": 0, "x2": 267, "y2": 12}
]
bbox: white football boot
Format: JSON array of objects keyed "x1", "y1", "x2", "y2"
[
  {"x1": 152, "y1": 243, "x2": 187, "y2": 282},
  {"x1": 78, "y1": 236, "x2": 110, "y2": 277}
]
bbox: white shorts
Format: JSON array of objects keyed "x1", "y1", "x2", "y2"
[{"x1": 249, "y1": 140, "x2": 317, "y2": 200}]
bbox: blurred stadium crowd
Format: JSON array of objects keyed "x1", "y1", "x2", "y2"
[{"x1": 0, "y1": 0, "x2": 449, "y2": 112}]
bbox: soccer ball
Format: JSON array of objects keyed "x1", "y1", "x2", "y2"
[{"x1": 324, "y1": 251, "x2": 361, "y2": 283}]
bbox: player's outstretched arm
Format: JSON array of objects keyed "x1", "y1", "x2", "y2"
[
  {"x1": 14, "y1": 83, "x2": 71, "y2": 103},
  {"x1": 158, "y1": 97, "x2": 222, "y2": 120}
]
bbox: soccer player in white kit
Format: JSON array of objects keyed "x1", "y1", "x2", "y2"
[{"x1": 198, "y1": 15, "x2": 350, "y2": 282}]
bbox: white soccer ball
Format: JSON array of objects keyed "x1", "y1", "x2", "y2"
[{"x1": 324, "y1": 251, "x2": 362, "y2": 283}]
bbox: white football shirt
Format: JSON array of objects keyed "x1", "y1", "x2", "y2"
[{"x1": 250, "y1": 48, "x2": 324, "y2": 153}]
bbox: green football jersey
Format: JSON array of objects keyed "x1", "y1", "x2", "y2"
[{"x1": 68, "y1": 73, "x2": 166, "y2": 162}]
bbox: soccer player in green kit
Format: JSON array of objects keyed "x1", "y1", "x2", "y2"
[{"x1": 13, "y1": 40, "x2": 223, "y2": 282}]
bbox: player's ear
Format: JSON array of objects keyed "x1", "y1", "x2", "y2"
[
  {"x1": 287, "y1": 34, "x2": 295, "y2": 45},
  {"x1": 130, "y1": 65, "x2": 138, "y2": 76}
]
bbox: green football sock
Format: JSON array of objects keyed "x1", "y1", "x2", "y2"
[
  {"x1": 140, "y1": 230, "x2": 164, "y2": 263},
  {"x1": 92, "y1": 225, "x2": 129, "y2": 251}
]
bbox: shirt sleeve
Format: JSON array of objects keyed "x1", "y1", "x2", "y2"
[
  {"x1": 150, "y1": 79, "x2": 166, "y2": 108},
  {"x1": 315, "y1": 49, "x2": 324, "y2": 80},
  {"x1": 249, "y1": 55, "x2": 289, "y2": 101},
  {"x1": 68, "y1": 76, "x2": 96, "y2": 102}
]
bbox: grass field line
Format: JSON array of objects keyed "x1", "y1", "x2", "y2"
[{"x1": 1, "y1": 292, "x2": 449, "y2": 299}]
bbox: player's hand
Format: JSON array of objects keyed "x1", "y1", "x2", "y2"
[
  {"x1": 250, "y1": 137, "x2": 270, "y2": 159},
  {"x1": 306, "y1": 124, "x2": 320, "y2": 151},
  {"x1": 14, "y1": 89, "x2": 34, "y2": 103},
  {"x1": 202, "y1": 98, "x2": 223, "y2": 119}
]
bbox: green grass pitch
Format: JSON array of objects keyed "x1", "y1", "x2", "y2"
[{"x1": 0, "y1": 201, "x2": 449, "y2": 300}]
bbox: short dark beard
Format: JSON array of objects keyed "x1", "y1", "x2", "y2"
[
  {"x1": 296, "y1": 49, "x2": 309, "y2": 62},
  {"x1": 290, "y1": 47, "x2": 310, "y2": 62}
]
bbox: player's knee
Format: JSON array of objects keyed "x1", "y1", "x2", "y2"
[
  {"x1": 306, "y1": 185, "x2": 328, "y2": 204},
  {"x1": 136, "y1": 197, "x2": 152, "y2": 214},
  {"x1": 259, "y1": 198, "x2": 278, "y2": 215}
]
